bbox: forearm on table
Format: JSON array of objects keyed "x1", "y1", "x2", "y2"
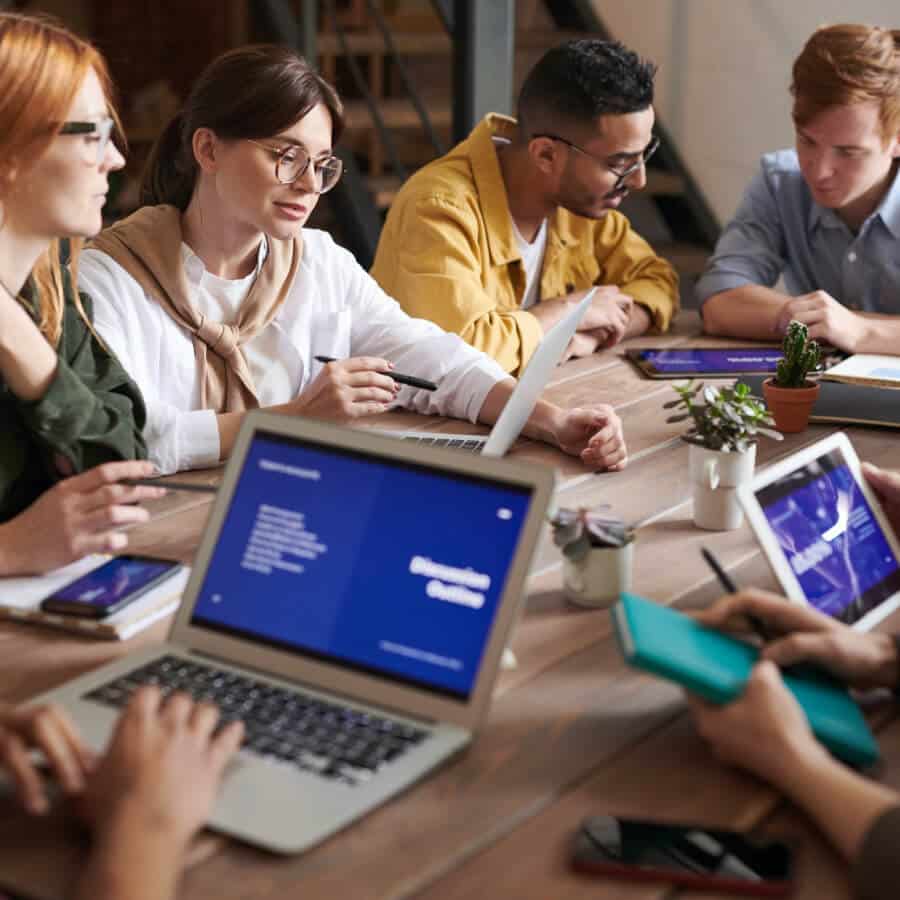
[
  {"x1": 778, "y1": 745, "x2": 899, "y2": 862},
  {"x1": 701, "y1": 285, "x2": 788, "y2": 340},
  {"x1": 624, "y1": 303, "x2": 652, "y2": 337},
  {"x1": 853, "y1": 315, "x2": 900, "y2": 354},
  {"x1": 75, "y1": 815, "x2": 186, "y2": 900}
]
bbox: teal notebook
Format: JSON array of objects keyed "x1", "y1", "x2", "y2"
[{"x1": 612, "y1": 593, "x2": 879, "y2": 768}]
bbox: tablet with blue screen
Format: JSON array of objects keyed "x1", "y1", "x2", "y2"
[
  {"x1": 738, "y1": 432, "x2": 900, "y2": 630},
  {"x1": 626, "y1": 347, "x2": 785, "y2": 378}
]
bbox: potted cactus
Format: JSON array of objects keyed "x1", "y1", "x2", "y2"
[
  {"x1": 763, "y1": 321, "x2": 821, "y2": 433},
  {"x1": 664, "y1": 381, "x2": 782, "y2": 530}
]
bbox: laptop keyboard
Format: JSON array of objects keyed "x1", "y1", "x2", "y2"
[
  {"x1": 401, "y1": 435, "x2": 484, "y2": 453},
  {"x1": 85, "y1": 655, "x2": 429, "y2": 786}
]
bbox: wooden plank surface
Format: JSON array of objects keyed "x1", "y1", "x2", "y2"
[{"x1": 0, "y1": 314, "x2": 896, "y2": 900}]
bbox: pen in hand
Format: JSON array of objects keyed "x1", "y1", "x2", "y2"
[
  {"x1": 121, "y1": 477, "x2": 218, "y2": 495},
  {"x1": 314, "y1": 356, "x2": 438, "y2": 392},
  {"x1": 700, "y1": 546, "x2": 772, "y2": 642}
]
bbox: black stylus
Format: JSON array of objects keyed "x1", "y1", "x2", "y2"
[
  {"x1": 314, "y1": 356, "x2": 438, "y2": 391},
  {"x1": 121, "y1": 478, "x2": 218, "y2": 494},
  {"x1": 700, "y1": 546, "x2": 772, "y2": 642}
]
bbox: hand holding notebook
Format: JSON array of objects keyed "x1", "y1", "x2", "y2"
[{"x1": 612, "y1": 593, "x2": 879, "y2": 768}]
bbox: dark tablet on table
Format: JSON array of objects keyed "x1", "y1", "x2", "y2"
[{"x1": 626, "y1": 347, "x2": 784, "y2": 379}]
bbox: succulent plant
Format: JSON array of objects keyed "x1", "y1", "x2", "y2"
[
  {"x1": 775, "y1": 320, "x2": 821, "y2": 388},
  {"x1": 664, "y1": 380, "x2": 782, "y2": 453},
  {"x1": 549, "y1": 506, "x2": 634, "y2": 561}
]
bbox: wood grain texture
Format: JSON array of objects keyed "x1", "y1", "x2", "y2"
[{"x1": 0, "y1": 314, "x2": 895, "y2": 900}]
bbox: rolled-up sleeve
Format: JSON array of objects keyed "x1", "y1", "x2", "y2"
[
  {"x1": 595, "y1": 212, "x2": 679, "y2": 331},
  {"x1": 372, "y1": 194, "x2": 543, "y2": 376},
  {"x1": 695, "y1": 166, "x2": 788, "y2": 305},
  {"x1": 344, "y1": 245, "x2": 508, "y2": 423},
  {"x1": 16, "y1": 290, "x2": 147, "y2": 472}
]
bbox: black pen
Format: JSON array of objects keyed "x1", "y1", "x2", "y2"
[
  {"x1": 121, "y1": 477, "x2": 218, "y2": 495},
  {"x1": 700, "y1": 546, "x2": 772, "y2": 642},
  {"x1": 314, "y1": 355, "x2": 438, "y2": 392}
]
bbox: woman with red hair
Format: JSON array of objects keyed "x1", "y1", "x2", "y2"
[
  {"x1": 0, "y1": 15, "x2": 243, "y2": 900},
  {"x1": 0, "y1": 12, "x2": 160, "y2": 576}
]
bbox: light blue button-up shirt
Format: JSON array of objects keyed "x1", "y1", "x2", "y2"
[{"x1": 695, "y1": 150, "x2": 900, "y2": 312}]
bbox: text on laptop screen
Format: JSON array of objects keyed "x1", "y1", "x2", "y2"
[
  {"x1": 639, "y1": 349, "x2": 783, "y2": 374},
  {"x1": 191, "y1": 433, "x2": 532, "y2": 700},
  {"x1": 756, "y1": 448, "x2": 900, "y2": 623}
]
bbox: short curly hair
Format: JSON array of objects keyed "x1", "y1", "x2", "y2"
[{"x1": 517, "y1": 39, "x2": 656, "y2": 138}]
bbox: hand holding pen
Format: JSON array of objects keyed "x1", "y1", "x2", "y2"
[
  {"x1": 294, "y1": 356, "x2": 405, "y2": 421},
  {"x1": 314, "y1": 356, "x2": 437, "y2": 392}
]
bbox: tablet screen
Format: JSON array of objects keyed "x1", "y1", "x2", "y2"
[
  {"x1": 755, "y1": 448, "x2": 900, "y2": 624},
  {"x1": 632, "y1": 349, "x2": 783, "y2": 376}
]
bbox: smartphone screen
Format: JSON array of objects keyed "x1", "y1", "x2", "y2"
[
  {"x1": 40, "y1": 556, "x2": 181, "y2": 619},
  {"x1": 572, "y1": 815, "x2": 793, "y2": 896}
]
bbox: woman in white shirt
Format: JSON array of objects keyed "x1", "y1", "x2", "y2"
[{"x1": 80, "y1": 44, "x2": 627, "y2": 475}]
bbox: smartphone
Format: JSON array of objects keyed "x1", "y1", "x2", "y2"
[
  {"x1": 571, "y1": 815, "x2": 794, "y2": 897},
  {"x1": 40, "y1": 555, "x2": 181, "y2": 619}
]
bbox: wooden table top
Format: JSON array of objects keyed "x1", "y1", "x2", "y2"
[{"x1": 1, "y1": 312, "x2": 898, "y2": 900}]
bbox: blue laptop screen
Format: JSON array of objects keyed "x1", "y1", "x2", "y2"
[
  {"x1": 756, "y1": 448, "x2": 900, "y2": 623},
  {"x1": 191, "y1": 432, "x2": 533, "y2": 700}
]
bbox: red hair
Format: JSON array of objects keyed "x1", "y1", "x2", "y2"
[
  {"x1": 0, "y1": 13, "x2": 120, "y2": 344},
  {"x1": 792, "y1": 24, "x2": 900, "y2": 143}
]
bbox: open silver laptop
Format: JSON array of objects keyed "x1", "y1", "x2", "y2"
[
  {"x1": 32, "y1": 412, "x2": 554, "y2": 854},
  {"x1": 384, "y1": 288, "x2": 596, "y2": 456}
]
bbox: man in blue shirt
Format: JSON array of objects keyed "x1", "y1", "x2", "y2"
[{"x1": 698, "y1": 24, "x2": 900, "y2": 353}]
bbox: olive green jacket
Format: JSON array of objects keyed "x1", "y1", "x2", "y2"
[{"x1": 0, "y1": 275, "x2": 147, "y2": 522}]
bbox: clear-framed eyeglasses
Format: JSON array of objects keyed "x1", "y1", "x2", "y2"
[
  {"x1": 532, "y1": 132, "x2": 660, "y2": 191},
  {"x1": 59, "y1": 117, "x2": 116, "y2": 165},
  {"x1": 247, "y1": 140, "x2": 344, "y2": 193}
]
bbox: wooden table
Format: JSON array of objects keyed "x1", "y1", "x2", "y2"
[{"x1": 2, "y1": 312, "x2": 898, "y2": 900}]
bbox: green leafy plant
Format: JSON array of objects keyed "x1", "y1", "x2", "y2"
[
  {"x1": 664, "y1": 381, "x2": 782, "y2": 453},
  {"x1": 549, "y1": 506, "x2": 634, "y2": 561},
  {"x1": 775, "y1": 320, "x2": 821, "y2": 388}
]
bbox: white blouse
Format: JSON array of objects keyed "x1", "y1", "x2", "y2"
[{"x1": 79, "y1": 229, "x2": 507, "y2": 474}]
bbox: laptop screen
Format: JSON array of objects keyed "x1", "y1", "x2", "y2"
[
  {"x1": 755, "y1": 446, "x2": 900, "y2": 623},
  {"x1": 191, "y1": 431, "x2": 533, "y2": 700}
]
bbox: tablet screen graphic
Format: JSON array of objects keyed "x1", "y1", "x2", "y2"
[{"x1": 756, "y1": 449, "x2": 900, "y2": 623}]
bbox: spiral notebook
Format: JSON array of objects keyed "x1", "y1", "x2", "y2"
[{"x1": 0, "y1": 555, "x2": 189, "y2": 640}]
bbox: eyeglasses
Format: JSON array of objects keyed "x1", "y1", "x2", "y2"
[
  {"x1": 247, "y1": 140, "x2": 343, "y2": 193},
  {"x1": 533, "y1": 133, "x2": 660, "y2": 191},
  {"x1": 59, "y1": 117, "x2": 116, "y2": 165}
]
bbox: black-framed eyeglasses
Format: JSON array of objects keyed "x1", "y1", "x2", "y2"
[
  {"x1": 59, "y1": 117, "x2": 116, "y2": 165},
  {"x1": 533, "y1": 133, "x2": 660, "y2": 190},
  {"x1": 246, "y1": 139, "x2": 343, "y2": 193}
]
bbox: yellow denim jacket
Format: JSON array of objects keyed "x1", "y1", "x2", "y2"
[{"x1": 371, "y1": 114, "x2": 679, "y2": 375}]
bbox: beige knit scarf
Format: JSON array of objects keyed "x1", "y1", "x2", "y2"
[{"x1": 90, "y1": 204, "x2": 301, "y2": 412}]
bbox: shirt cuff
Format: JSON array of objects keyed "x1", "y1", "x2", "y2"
[
  {"x1": 627, "y1": 282, "x2": 680, "y2": 332},
  {"x1": 149, "y1": 409, "x2": 220, "y2": 474},
  {"x1": 852, "y1": 805, "x2": 900, "y2": 900},
  {"x1": 694, "y1": 271, "x2": 757, "y2": 307}
]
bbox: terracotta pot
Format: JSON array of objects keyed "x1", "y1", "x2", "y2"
[{"x1": 762, "y1": 379, "x2": 821, "y2": 433}]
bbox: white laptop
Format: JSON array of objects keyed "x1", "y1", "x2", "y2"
[
  {"x1": 32, "y1": 412, "x2": 554, "y2": 853},
  {"x1": 738, "y1": 431, "x2": 900, "y2": 631},
  {"x1": 384, "y1": 288, "x2": 596, "y2": 456}
]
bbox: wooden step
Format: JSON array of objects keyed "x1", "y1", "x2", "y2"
[
  {"x1": 343, "y1": 99, "x2": 452, "y2": 133},
  {"x1": 316, "y1": 28, "x2": 586, "y2": 58}
]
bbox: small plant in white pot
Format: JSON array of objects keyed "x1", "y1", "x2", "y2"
[
  {"x1": 664, "y1": 381, "x2": 782, "y2": 530},
  {"x1": 549, "y1": 506, "x2": 635, "y2": 608}
]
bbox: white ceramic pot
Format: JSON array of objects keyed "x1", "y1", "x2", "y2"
[
  {"x1": 563, "y1": 540, "x2": 634, "y2": 609},
  {"x1": 688, "y1": 443, "x2": 757, "y2": 531}
]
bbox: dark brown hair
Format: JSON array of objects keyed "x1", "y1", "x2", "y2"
[
  {"x1": 141, "y1": 44, "x2": 344, "y2": 210},
  {"x1": 792, "y1": 24, "x2": 900, "y2": 141}
]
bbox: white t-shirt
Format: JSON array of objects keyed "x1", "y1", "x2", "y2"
[
  {"x1": 79, "y1": 229, "x2": 507, "y2": 474},
  {"x1": 512, "y1": 218, "x2": 548, "y2": 310}
]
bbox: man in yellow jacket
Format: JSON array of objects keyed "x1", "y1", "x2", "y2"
[{"x1": 371, "y1": 39, "x2": 679, "y2": 376}]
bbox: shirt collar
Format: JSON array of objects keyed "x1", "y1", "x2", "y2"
[
  {"x1": 808, "y1": 163, "x2": 900, "y2": 238},
  {"x1": 463, "y1": 113, "x2": 522, "y2": 266},
  {"x1": 180, "y1": 237, "x2": 268, "y2": 284}
]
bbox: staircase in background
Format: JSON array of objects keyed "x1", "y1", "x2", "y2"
[{"x1": 252, "y1": 0, "x2": 718, "y2": 306}]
